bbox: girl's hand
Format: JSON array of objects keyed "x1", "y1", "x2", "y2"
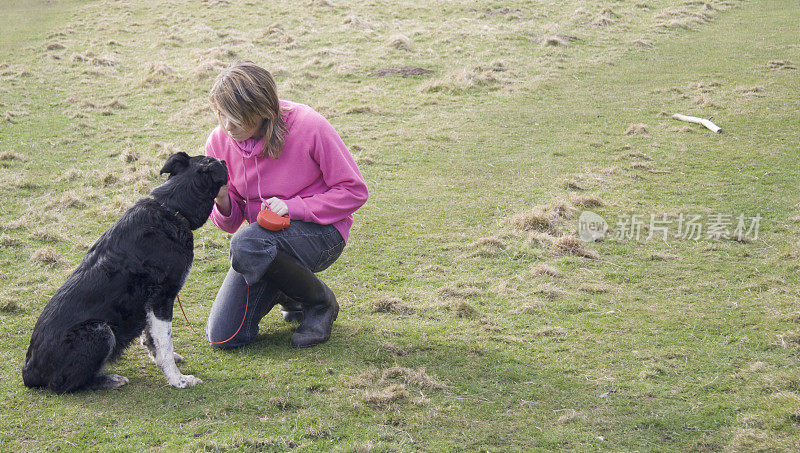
[
  {"x1": 261, "y1": 197, "x2": 288, "y2": 217},
  {"x1": 214, "y1": 185, "x2": 232, "y2": 216}
]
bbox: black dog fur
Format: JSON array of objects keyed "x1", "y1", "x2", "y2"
[{"x1": 22, "y1": 152, "x2": 227, "y2": 393}]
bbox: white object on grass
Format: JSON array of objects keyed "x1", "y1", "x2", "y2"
[{"x1": 671, "y1": 113, "x2": 722, "y2": 133}]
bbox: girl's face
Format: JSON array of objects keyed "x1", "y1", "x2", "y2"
[{"x1": 219, "y1": 112, "x2": 260, "y2": 142}]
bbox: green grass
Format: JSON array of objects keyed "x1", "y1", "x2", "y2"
[{"x1": 1, "y1": 0, "x2": 800, "y2": 450}]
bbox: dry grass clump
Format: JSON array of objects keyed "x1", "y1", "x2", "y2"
[
  {"x1": 103, "y1": 99, "x2": 127, "y2": 110},
  {"x1": 734, "y1": 85, "x2": 766, "y2": 97},
  {"x1": 598, "y1": 166, "x2": 620, "y2": 175},
  {"x1": 379, "y1": 342, "x2": 410, "y2": 356},
  {"x1": 508, "y1": 207, "x2": 555, "y2": 232},
  {"x1": 102, "y1": 172, "x2": 119, "y2": 187},
  {"x1": 364, "y1": 384, "x2": 408, "y2": 408},
  {"x1": 569, "y1": 194, "x2": 604, "y2": 208},
  {"x1": 624, "y1": 123, "x2": 649, "y2": 135},
  {"x1": 557, "y1": 409, "x2": 587, "y2": 424},
  {"x1": 580, "y1": 282, "x2": 614, "y2": 294},
  {"x1": 30, "y1": 229, "x2": 64, "y2": 243},
  {"x1": 72, "y1": 51, "x2": 118, "y2": 67},
  {"x1": 56, "y1": 190, "x2": 87, "y2": 209},
  {"x1": 534, "y1": 326, "x2": 566, "y2": 337},
  {"x1": 119, "y1": 148, "x2": 139, "y2": 163},
  {"x1": 386, "y1": 34, "x2": 412, "y2": 51},
  {"x1": 552, "y1": 235, "x2": 600, "y2": 259},
  {"x1": 511, "y1": 302, "x2": 542, "y2": 315},
  {"x1": 537, "y1": 35, "x2": 578, "y2": 47},
  {"x1": 145, "y1": 62, "x2": 180, "y2": 84},
  {"x1": 564, "y1": 178, "x2": 586, "y2": 191},
  {"x1": 368, "y1": 66, "x2": 433, "y2": 77},
  {"x1": 32, "y1": 247, "x2": 64, "y2": 265},
  {"x1": 622, "y1": 150, "x2": 652, "y2": 160},
  {"x1": 592, "y1": 11, "x2": 616, "y2": 27},
  {"x1": 344, "y1": 105, "x2": 374, "y2": 114},
  {"x1": 0, "y1": 299, "x2": 20, "y2": 313},
  {"x1": 0, "y1": 150, "x2": 20, "y2": 161},
  {"x1": 111, "y1": 195, "x2": 134, "y2": 213},
  {"x1": 59, "y1": 168, "x2": 82, "y2": 182},
  {"x1": 257, "y1": 24, "x2": 295, "y2": 46},
  {"x1": 352, "y1": 151, "x2": 377, "y2": 166},
  {"x1": 688, "y1": 80, "x2": 721, "y2": 93},
  {"x1": 654, "y1": 7, "x2": 712, "y2": 30},
  {"x1": 691, "y1": 93, "x2": 718, "y2": 108},
  {"x1": 570, "y1": 7, "x2": 591, "y2": 23},
  {"x1": 526, "y1": 231, "x2": 557, "y2": 248},
  {"x1": 548, "y1": 198, "x2": 578, "y2": 218},
  {"x1": 3, "y1": 110, "x2": 29, "y2": 123},
  {"x1": 534, "y1": 283, "x2": 569, "y2": 301},
  {"x1": 468, "y1": 236, "x2": 505, "y2": 256},
  {"x1": 372, "y1": 297, "x2": 413, "y2": 314},
  {"x1": 439, "y1": 284, "x2": 482, "y2": 299},
  {"x1": 149, "y1": 62, "x2": 176, "y2": 76},
  {"x1": 380, "y1": 366, "x2": 447, "y2": 389},
  {"x1": 343, "y1": 16, "x2": 374, "y2": 31},
  {"x1": 0, "y1": 234, "x2": 21, "y2": 247},
  {"x1": 730, "y1": 231, "x2": 752, "y2": 243},
  {"x1": 647, "y1": 252, "x2": 677, "y2": 261},
  {"x1": 421, "y1": 64, "x2": 505, "y2": 93},
  {"x1": 530, "y1": 264, "x2": 562, "y2": 277},
  {"x1": 764, "y1": 60, "x2": 797, "y2": 70},
  {"x1": 356, "y1": 365, "x2": 446, "y2": 409},
  {"x1": 67, "y1": 96, "x2": 127, "y2": 113},
  {"x1": 455, "y1": 300, "x2": 478, "y2": 318},
  {"x1": 191, "y1": 55, "x2": 229, "y2": 79},
  {"x1": 630, "y1": 161, "x2": 653, "y2": 171},
  {"x1": 481, "y1": 6, "x2": 521, "y2": 17},
  {"x1": 502, "y1": 198, "x2": 586, "y2": 254}
]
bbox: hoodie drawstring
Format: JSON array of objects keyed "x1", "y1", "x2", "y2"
[{"x1": 241, "y1": 154, "x2": 266, "y2": 216}]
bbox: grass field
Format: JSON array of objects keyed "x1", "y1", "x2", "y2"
[{"x1": 1, "y1": 0, "x2": 799, "y2": 450}]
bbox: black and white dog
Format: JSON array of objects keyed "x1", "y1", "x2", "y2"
[{"x1": 22, "y1": 152, "x2": 227, "y2": 393}]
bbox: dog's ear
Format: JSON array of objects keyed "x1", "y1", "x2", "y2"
[{"x1": 160, "y1": 152, "x2": 191, "y2": 176}]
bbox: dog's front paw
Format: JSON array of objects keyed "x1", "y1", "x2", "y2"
[{"x1": 170, "y1": 374, "x2": 202, "y2": 388}]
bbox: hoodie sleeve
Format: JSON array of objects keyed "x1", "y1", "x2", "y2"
[
  {"x1": 205, "y1": 131, "x2": 246, "y2": 233},
  {"x1": 283, "y1": 113, "x2": 369, "y2": 225}
]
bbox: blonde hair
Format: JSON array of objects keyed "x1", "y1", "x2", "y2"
[{"x1": 209, "y1": 60, "x2": 288, "y2": 159}]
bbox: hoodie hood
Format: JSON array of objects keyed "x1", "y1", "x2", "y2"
[{"x1": 230, "y1": 135, "x2": 265, "y2": 159}]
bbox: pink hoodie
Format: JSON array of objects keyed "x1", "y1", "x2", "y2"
[{"x1": 205, "y1": 100, "x2": 368, "y2": 242}]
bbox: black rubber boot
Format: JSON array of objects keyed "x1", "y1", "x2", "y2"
[
  {"x1": 264, "y1": 250, "x2": 338, "y2": 348},
  {"x1": 277, "y1": 294, "x2": 304, "y2": 323}
]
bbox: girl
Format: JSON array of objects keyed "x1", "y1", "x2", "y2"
[{"x1": 204, "y1": 61, "x2": 368, "y2": 349}]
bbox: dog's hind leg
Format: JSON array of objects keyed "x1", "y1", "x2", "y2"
[
  {"x1": 48, "y1": 321, "x2": 118, "y2": 393},
  {"x1": 145, "y1": 310, "x2": 201, "y2": 388},
  {"x1": 87, "y1": 373, "x2": 129, "y2": 390}
]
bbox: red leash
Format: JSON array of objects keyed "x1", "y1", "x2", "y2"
[{"x1": 177, "y1": 285, "x2": 249, "y2": 345}]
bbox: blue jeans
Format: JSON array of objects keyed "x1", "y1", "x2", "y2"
[{"x1": 205, "y1": 220, "x2": 345, "y2": 349}]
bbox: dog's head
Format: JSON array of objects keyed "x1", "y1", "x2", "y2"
[{"x1": 150, "y1": 152, "x2": 228, "y2": 230}]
